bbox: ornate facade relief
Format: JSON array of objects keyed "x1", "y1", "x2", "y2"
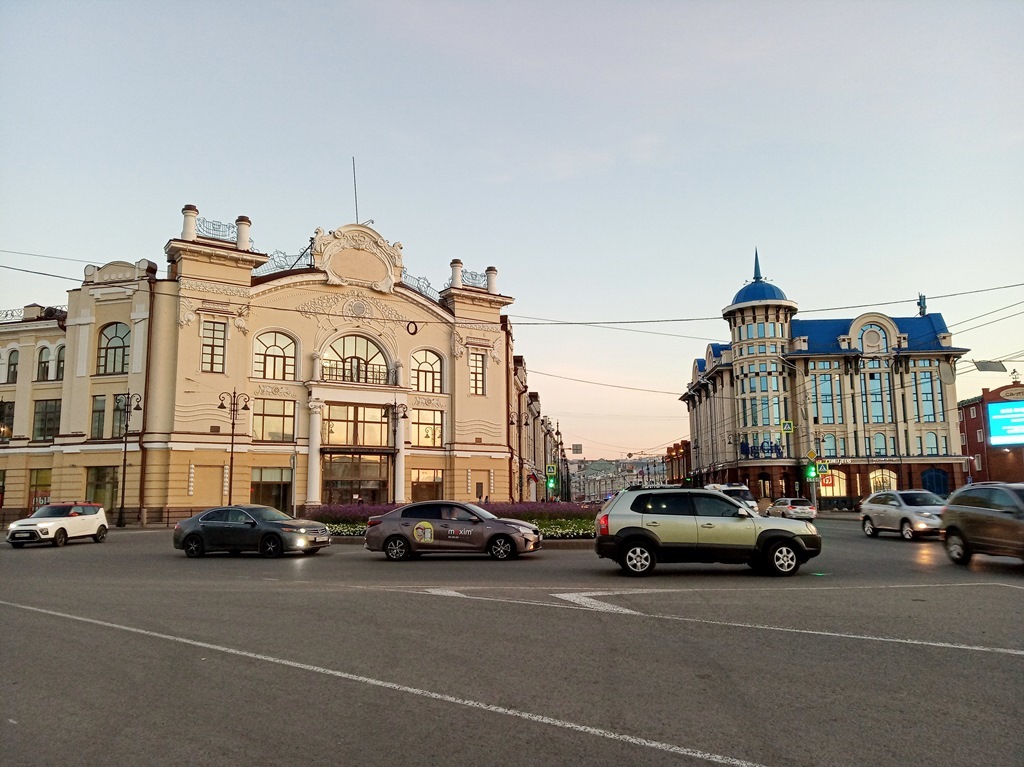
[{"x1": 311, "y1": 226, "x2": 404, "y2": 292}]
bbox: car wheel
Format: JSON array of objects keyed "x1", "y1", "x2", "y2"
[
  {"x1": 93, "y1": 525, "x2": 108, "y2": 543},
  {"x1": 384, "y1": 535, "x2": 411, "y2": 561},
  {"x1": 765, "y1": 541, "x2": 800, "y2": 576},
  {"x1": 945, "y1": 530, "x2": 972, "y2": 565},
  {"x1": 862, "y1": 517, "x2": 878, "y2": 537},
  {"x1": 183, "y1": 534, "x2": 205, "y2": 558},
  {"x1": 619, "y1": 541, "x2": 656, "y2": 576},
  {"x1": 52, "y1": 529, "x2": 68, "y2": 547},
  {"x1": 488, "y1": 534, "x2": 516, "y2": 560},
  {"x1": 900, "y1": 520, "x2": 915, "y2": 541},
  {"x1": 260, "y1": 535, "x2": 284, "y2": 558}
]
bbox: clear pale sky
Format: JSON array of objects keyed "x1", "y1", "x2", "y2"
[{"x1": 1, "y1": 1, "x2": 1021, "y2": 460}]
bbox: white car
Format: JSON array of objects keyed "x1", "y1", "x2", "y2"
[
  {"x1": 768, "y1": 497, "x2": 818, "y2": 519},
  {"x1": 6, "y1": 502, "x2": 109, "y2": 548},
  {"x1": 859, "y1": 490, "x2": 945, "y2": 540}
]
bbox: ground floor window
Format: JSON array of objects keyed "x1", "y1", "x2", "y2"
[
  {"x1": 29, "y1": 468, "x2": 51, "y2": 510},
  {"x1": 251, "y1": 467, "x2": 293, "y2": 511},
  {"x1": 411, "y1": 469, "x2": 443, "y2": 501},
  {"x1": 869, "y1": 468, "x2": 897, "y2": 492},
  {"x1": 818, "y1": 470, "x2": 847, "y2": 497},
  {"x1": 322, "y1": 454, "x2": 390, "y2": 504},
  {"x1": 86, "y1": 466, "x2": 119, "y2": 510},
  {"x1": 920, "y1": 468, "x2": 950, "y2": 496}
]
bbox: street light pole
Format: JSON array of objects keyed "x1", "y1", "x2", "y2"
[
  {"x1": 218, "y1": 389, "x2": 250, "y2": 506},
  {"x1": 116, "y1": 391, "x2": 142, "y2": 528}
]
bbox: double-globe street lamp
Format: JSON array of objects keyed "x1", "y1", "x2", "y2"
[
  {"x1": 115, "y1": 391, "x2": 142, "y2": 528},
  {"x1": 218, "y1": 389, "x2": 250, "y2": 506}
]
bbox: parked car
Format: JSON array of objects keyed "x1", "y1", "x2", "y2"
[
  {"x1": 364, "y1": 501, "x2": 542, "y2": 561},
  {"x1": 595, "y1": 486, "x2": 821, "y2": 577},
  {"x1": 859, "y1": 490, "x2": 945, "y2": 540},
  {"x1": 941, "y1": 482, "x2": 1024, "y2": 565},
  {"x1": 173, "y1": 505, "x2": 331, "y2": 558},
  {"x1": 767, "y1": 497, "x2": 817, "y2": 520},
  {"x1": 6, "y1": 502, "x2": 109, "y2": 548}
]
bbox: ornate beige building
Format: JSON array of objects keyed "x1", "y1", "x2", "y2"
[{"x1": 0, "y1": 206, "x2": 558, "y2": 523}]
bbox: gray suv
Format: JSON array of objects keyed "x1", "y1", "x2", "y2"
[
  {"x1": 941, "y1": 482, "x2": 1024, "y2": 565},
  {"x1": 595, "y1": 486, "x2": 822, "y2": 576}
]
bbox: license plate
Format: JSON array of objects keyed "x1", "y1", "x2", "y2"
[
  {"x1": 14, "y1": 532, "x2": 31, "y2": 538},
  {"x1": 315, "y1": 536, "x2": 328, "y2": 543}
]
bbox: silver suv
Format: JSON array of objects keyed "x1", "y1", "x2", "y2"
[
  {"x1": 941, "y1": 482, "x2": 1024, "y2": 565},
  {"x1": 595, "y1": 486, "x2": 822, "y2": 576}
]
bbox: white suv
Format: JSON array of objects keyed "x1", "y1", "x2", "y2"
[{"x1": 6, "y1": 502, "x2": 109, "y2": 548}]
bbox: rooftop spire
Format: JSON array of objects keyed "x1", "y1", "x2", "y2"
[{"x1": 753, "y1": 249, "x2": 763, "y2": 282}]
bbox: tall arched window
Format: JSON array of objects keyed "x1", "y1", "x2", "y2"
[
  {"x1": 925, "y1": 432, "x2": 939, "y2": 456},
  {"x1": 36, "y1": 348, "x2": 51, "y2": 381},
  {"x1": 254, "y1": 332, "x2": 296, "y2": 380},
  {"x1": 322, "y1": 336, "x2": 388, "y2": 385},
  {"x1": 873, "y1": 433, "x2": 887, "y2": 456},
  {"x1": 55, "y1": 346, "x2": 65, "y2": 380},
  {"x1": 411, "y1": 349, "x2": 443, "y2": 393},
  {"x1": 97, "y1": 322, "x2": 130, "y2": 375},
  {"x1": 6, "y1": 350, "x2": 18, "y2": 384}
]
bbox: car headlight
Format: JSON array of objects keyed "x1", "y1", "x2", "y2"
[
  {"x1": 805, "y1": 522, "x2": 818, "y2": 535},
  {"x1": 916, "y1": 512, "x2": 935, "y2": 520},
  {"x1": 280, "y1": 526, "x2": 306, "y2": 533}
]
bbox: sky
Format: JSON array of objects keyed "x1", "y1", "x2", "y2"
[{"x1": 1, "y1": 0, "x2": 1022, "y2": 461}]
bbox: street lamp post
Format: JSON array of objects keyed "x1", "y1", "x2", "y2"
[
  {"x1": 115, "y1": 391, "x2": 143, "y2": 528},
  {"x1": 218, "y1": 389, "x2": 250, "y2": 506}
]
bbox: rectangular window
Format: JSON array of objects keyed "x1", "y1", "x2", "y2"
[
  {"x1": 112, "y1": 394, "x2": 129, "y2": 438},
  {"x1": 91, "y1": 395, "x2": 106, "y2": 439},
  {"x1": 253, "y1": 399, "x2": 296, "y2": 442},
  {"x1": 323, "y1": 404, "x2": 388, "y2": 447},
  {"x1": 201, "y1": 320, "x2": 227, "y2": 373},
  {"x1": 411, "y1": 469, "x2": 444, "y2": 502},
  {"x1": 976, "y1": 429, "x2": 983, "y2": 442},
  {"x1": 411, "y1": 409, "x2": 443, "y2": 447},
  {"x1": 960, "y1": 433, "x2": 966, "y2": 445},
  {"x1": 757, "y1": 322, "x2": 765, "y2": 338},
  {"x1": 32, "y1": 399, "x2": 61, "y2": 440},
  {"x1": 29, "y1": 468, "x2": 52, "y2": 510},
  {"x1": 0, "y1": 400, "x2": 13, "y2": 443},
  {"x1": 469, "y1": 352, "x2": 485, "y2": 395},
  {"x1": 85, "y1": 466, "x2": 119, "y2": 510},
  {"x1": 969, "y1": 406, "x2": 976, "y2": 418}
]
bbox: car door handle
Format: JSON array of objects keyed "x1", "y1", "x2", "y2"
[
  {"x1": 401, "y1": 522, "x2": 411, "y2": 527},
  {"x1": 700, "y1": 523, "x2": 715, "y2": 528},
  {"x1": 645, "y1": 521, "x2": 660, "y2": 527}
]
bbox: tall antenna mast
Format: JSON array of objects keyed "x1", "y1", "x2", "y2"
[{"x1": 352, "y1": 157, "x2": 359, "y2": 224}]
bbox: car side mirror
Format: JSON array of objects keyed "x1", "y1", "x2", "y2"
[
  {"x1": 738, "y1": 509, "x2": 751, "y2": 518},
  {"x1": 246, "y1": 520, "x2": 257, "y2": 527}
]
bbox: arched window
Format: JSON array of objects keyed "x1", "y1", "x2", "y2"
[
  {"x1": 821, "y1": 434, "x2": 837, "y2": 457},
  {"x1": 873, "y1": 433, "x2": 887, "y2": 456},
  {"x1": 36, "y1": 348, "x2": 51, "y2": 381},
  {"x1": 858, "y1": 323, "x2": 889, "y2": 354},
  {"x1": 322, "y1": 336, "x2": 388, "y2": 385},
  {"x1": 925, "y1": 432, "x2": 939, "y2": 456},
  {"x1": 97, "y1": 322, "x2": 130, "y2": 375},
  {"x1": 55, "y1": 346, "x2": 65, "y2": 380},
  {"x1": 254, "y1": 332, "x2": 296, "y2": 380},
  {"x1": 869, "y1": 468, "x2": 897, "y2": 492},
  {"x1": 6, "y1": 350, "x2": 18, "y2": 384},
  {"x1": 411, "y1": 349, "x2": 443, "y2": 393}
]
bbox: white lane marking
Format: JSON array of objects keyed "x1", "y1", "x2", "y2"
[
  {"x1": 0, "y1": 599, "x2": 767, "y2": 767},
  {"x1": 406, "y1": 587, "x2": 1024, "y2": 657},
  {"x1": 423, "y1": 588, "x2": 469, "y2": 598},
  {"x1": 552, "y1": 592, "x2": 642, "y2": 614}
]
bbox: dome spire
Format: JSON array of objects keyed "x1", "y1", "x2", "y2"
[{"x1": 753, "y1": 248, "x2": 763, "y2": 282}]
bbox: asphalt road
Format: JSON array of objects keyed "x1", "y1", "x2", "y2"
[{"x1": 2, "y1": 520, "x2": 1022, "y2": 767}]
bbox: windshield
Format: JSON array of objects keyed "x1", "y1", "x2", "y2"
[
  {"x1": 464, "y1": 503, "x2": 497, "y2": 519},
  {"x1": 899, "y1": 491, "x2": 944, "y2": 507},
  {"x1": 722, "y1": 489, "x2": 755, "y2": 503},
  {"x1": 243, "y1": 505, "x2": 292, "y2": 522},
  {"x1": 30, "y1": 505, "x2": 74, "y2": 518}
]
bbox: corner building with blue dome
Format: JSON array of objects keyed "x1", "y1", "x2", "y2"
[{"x1": 680, "y1": 253, "x2": 969, "y2": 507}]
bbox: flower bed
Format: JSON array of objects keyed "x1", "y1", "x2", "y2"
[{"x1": 313, "y1": 502, "x2": 598, "y2": 539}]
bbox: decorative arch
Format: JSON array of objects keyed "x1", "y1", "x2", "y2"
[
  {"x1": 253, "y1": 330, "x2": 298, "y2": 380},
  {"x1": 36, "y1": 347, "x2": 51, "y2": 381},
  {"x1": 411, "y1": 348, "x2": 444, "y2": 393},
  {"x1": 97, "y1": 322, "x2": 130, "y2": 375}
]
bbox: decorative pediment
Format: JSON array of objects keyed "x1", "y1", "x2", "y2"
[{"x1": 311, "y1": 225, "x2": 404, "y2": 293}]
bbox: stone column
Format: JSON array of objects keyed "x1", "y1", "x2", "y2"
[{"x1": 306, "y1": 401, "x2": 324, "y2": 506}]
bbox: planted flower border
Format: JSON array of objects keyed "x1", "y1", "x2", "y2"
[{"x1": 313, "y1": 502, "x2": 599, "y2": 539}]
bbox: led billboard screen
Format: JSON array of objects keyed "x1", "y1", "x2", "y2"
[{"x1": 987, "y1": 401, "x2": 1024, "y2": 446}]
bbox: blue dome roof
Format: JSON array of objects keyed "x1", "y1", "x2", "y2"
[{"x1": 731, "y1": 250, "x2": 788, "y2": 304}]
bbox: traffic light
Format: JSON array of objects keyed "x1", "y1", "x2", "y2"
[
  {"x1": 805, "y1": 462, "x2": 818, "y2": 481},
  {"x1": 546, "y1": 476, "x2": 556, "y2": 490}
]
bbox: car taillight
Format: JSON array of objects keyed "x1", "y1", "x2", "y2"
[
  {"x1": 367, "y1": 519, "x2": 382, "y2": 527},
  {"x1": 174, "y1": 522, "x2": 181, "y2": 530},
  {"x1": 598, "y1": 513, "x2": 609, "y2": 536}
]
